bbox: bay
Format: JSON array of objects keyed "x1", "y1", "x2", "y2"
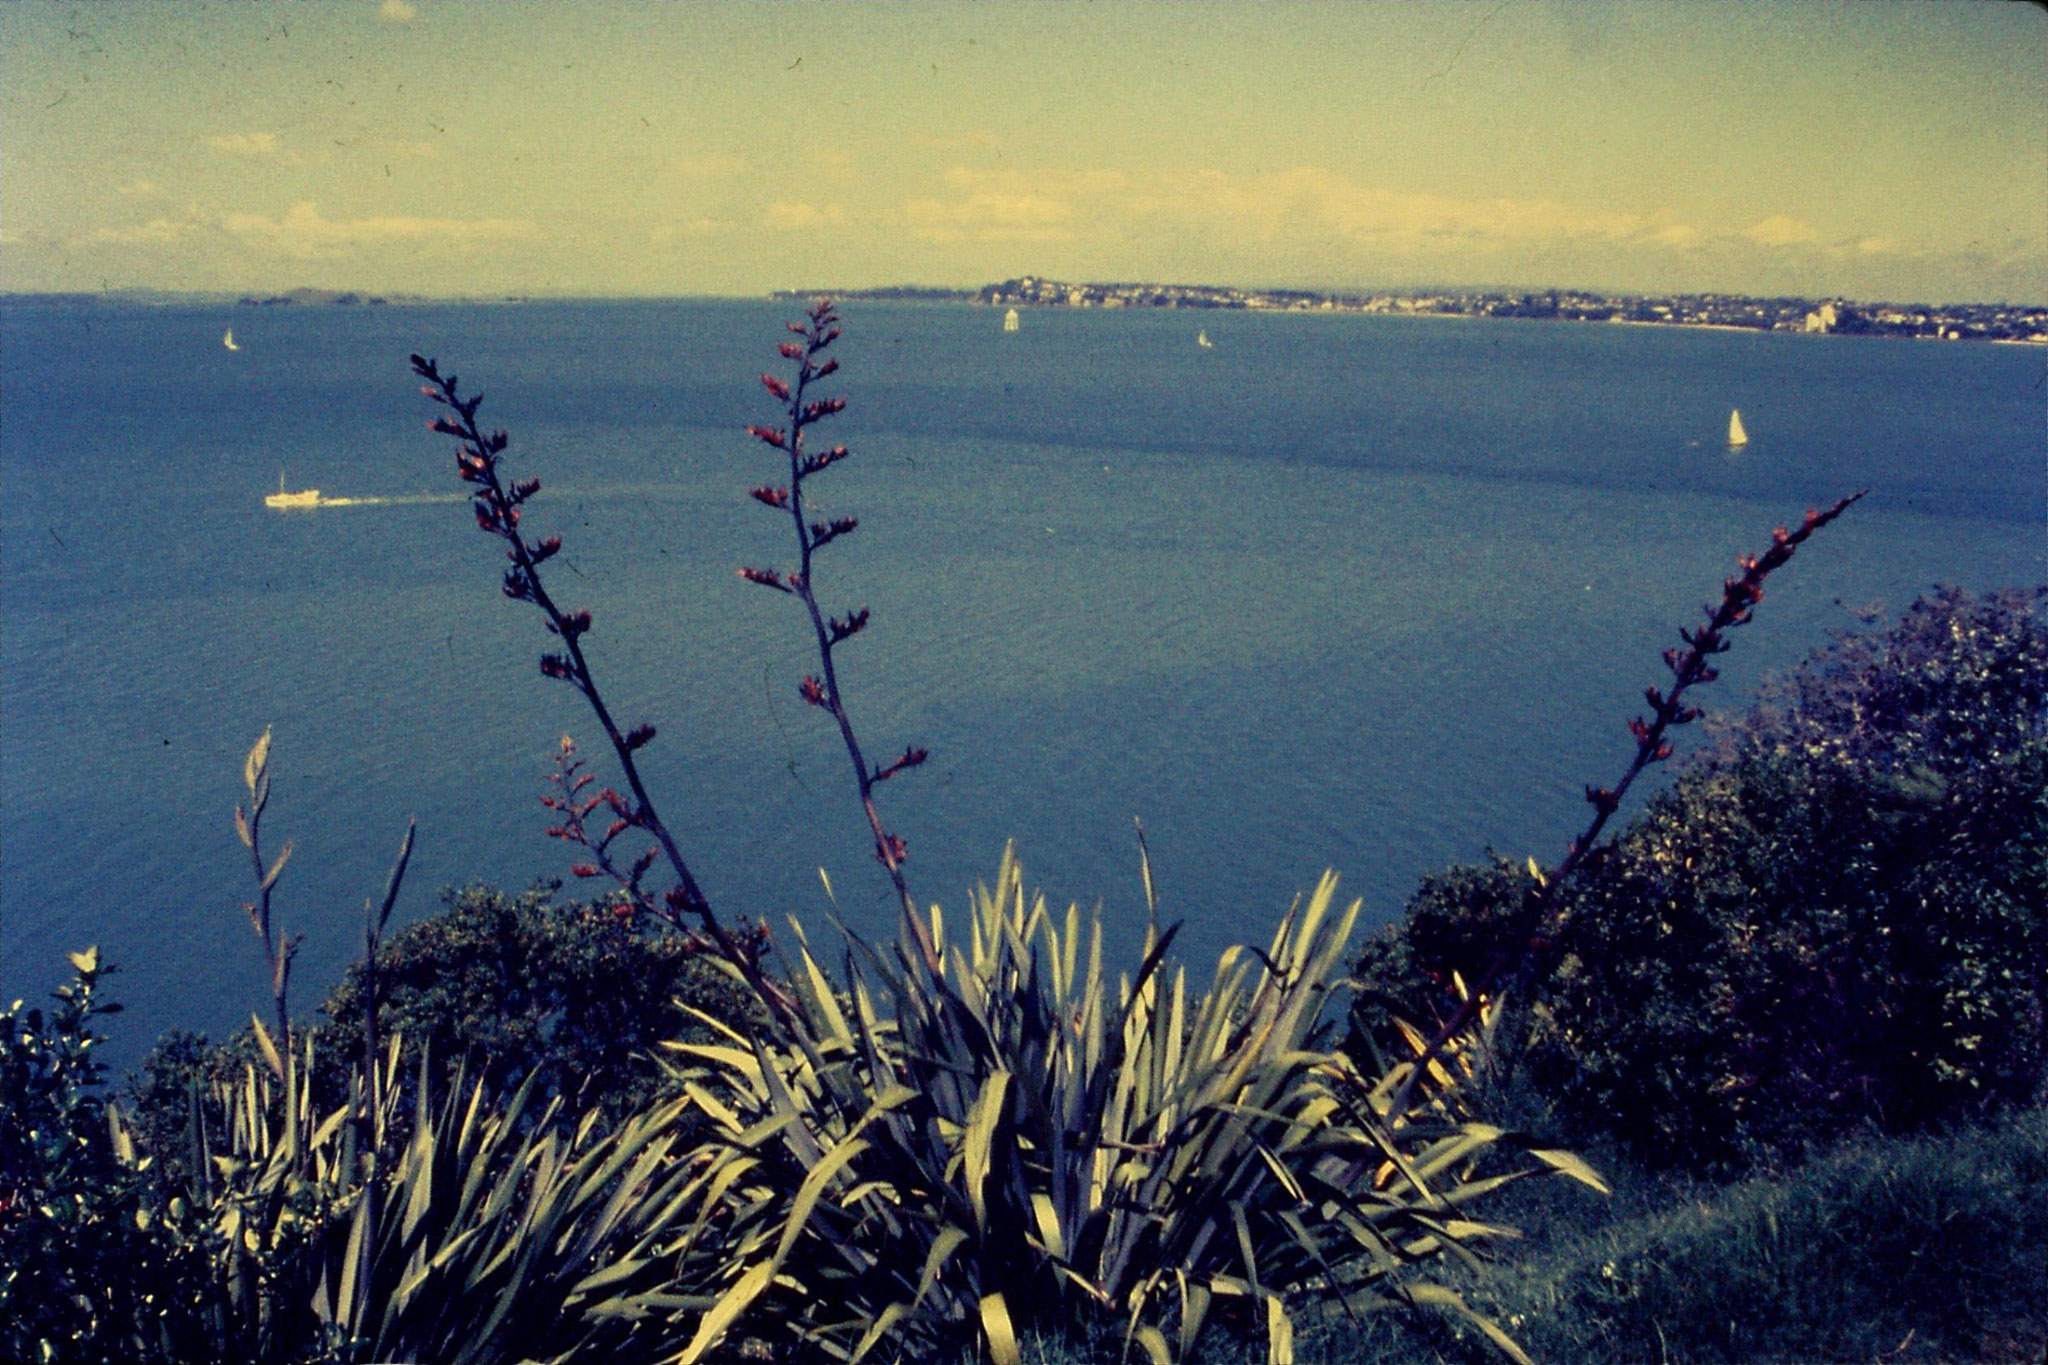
[{"x1": 3, "y1": 297, "x2": 2041, "y2": 1061}]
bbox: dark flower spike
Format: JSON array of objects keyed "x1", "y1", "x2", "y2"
[
  {"x1": 1386, "y1": 489, "x2": 1865, "y2": 1118},
  {"x1": 809, "y1": 516, "x2": 858, "y2": 549},
  {"x1": 741, "y1": 301, "x2": 935, "y2": 968},
  {"x1": 412, "y1": 356, "x2": 799, "y2": 1020},
  {"x1": 739, "y1": 566, "x2": 791, "y2": 592},
  {"x1": 827, "y1": 608, "x2": 871, "y2": 645},
  {"x1": 872, "y1": 746, "x2": 929, "y2": 783}
]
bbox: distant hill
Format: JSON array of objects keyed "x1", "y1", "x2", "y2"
[{"x1": 770, "y1": 285, "x2": 976, "y2": 302}]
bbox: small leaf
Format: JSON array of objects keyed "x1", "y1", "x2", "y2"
[
  {"x1": 250, "y1": 1015, "x2": 285, "y2": 1079},
  {"x1": 261, "y1": 840, "x2": 294, "y2": 894},
  {"x1": 1530, "y1": 1145, "x2": 1609, "y2": 1194},
  {"x1": 244, "y1": 727, "x2": 273, "y2": 793},
  {"x1": 65, "y1": 947, "x2": 100, "y2": 975}
]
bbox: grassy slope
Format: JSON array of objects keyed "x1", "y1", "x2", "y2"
[{"x1": 1018, "y1": 1106, "x2": 2048, "y2": 1365}]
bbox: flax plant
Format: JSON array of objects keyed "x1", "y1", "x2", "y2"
[
  {"x1": 406, "y1": 320, "x2": 1603, "y2": 1364},
  {"x1": 651, "y1": 848, "x2": 1603, "y2": 1365}
]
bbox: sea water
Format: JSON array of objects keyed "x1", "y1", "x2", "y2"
[{"x1": 3, "y1": 297, "x2": 2042, "y2": 1061}]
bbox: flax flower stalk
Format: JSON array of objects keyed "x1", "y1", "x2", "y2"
[
  {"x1": 410, "y1": 354, "x2": 793, "y2": 1016},
  {"x1": 1387, "y1": 492, "x2": 1865, "y2": 1117},
  {"x1": 740, "y1": 300, "x2": 934, "y2": 967}
]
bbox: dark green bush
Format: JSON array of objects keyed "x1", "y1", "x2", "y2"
[
  {"x1": 317, "y1": 882, "x2": 763, "y2": 1118},
  {"x1": 129, "y1": 883, "x2": 764, "y2": 1172},
  {"x1": 1356, "y1": 587, "x2": 2048, "y2": 1171},
  {"x1": 1, "y1": 951, "x2": 207, "y2": 1365}
]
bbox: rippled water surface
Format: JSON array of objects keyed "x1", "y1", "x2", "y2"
[{"x1": 4, "y1": 298, "x2": 2042, "y2": 1058}]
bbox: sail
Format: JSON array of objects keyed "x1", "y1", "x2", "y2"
[
  {"x1": 224, "y1": 328, "x2": 239, "y2": 351},
  {"x1": 1003, "y1": 308, "x2": 1020, "y2": 333},
  {"x1": 1728, "y1": 408, "x2": 1749, "y2": 446}
]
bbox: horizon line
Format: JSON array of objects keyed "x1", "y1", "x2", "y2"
[{"x1": 6, "y1": 280, "x2": 2045, "y2": 311}]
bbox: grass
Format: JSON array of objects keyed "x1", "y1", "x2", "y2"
[
  {"x1": 1014, "y1": 1104, "x2": 2048, "y2": 1364},
  {"x1": 1236, "y1": 1104, "x2": 2048, "y2": 1365}
]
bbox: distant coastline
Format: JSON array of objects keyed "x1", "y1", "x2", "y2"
[
  {"x1": 13, "y1": 280, "x2": 2045, "y2": 344},
  {"x1": 799, "y1": 278, "x2": 2048, "y2": 345}
]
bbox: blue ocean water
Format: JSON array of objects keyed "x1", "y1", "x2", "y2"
[{"x1": 3, "y1": 297, "x2": 2042, "y2": 1061}]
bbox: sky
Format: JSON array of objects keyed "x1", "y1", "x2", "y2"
[{"x1": 3, "y1": 1, "x2": 2043, "y2": 303}]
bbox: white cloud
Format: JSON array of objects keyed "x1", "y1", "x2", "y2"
[
  {"x1": 765, "y1": 201, "x2": 844, "y2": 232},
  {"x1": 908, "y1": 164, "x2": 1695, "y2": 256},
  {"x1": 117, "y1": 178, "x2": 164, "y2": 199},
  {"x1": 222, "y1": 201, "x2": 537, "y2": 258},
  {"x1": 1647, "y1": 223, "x2": 1702, "y2": 248},
  {"x1": 898, "y1": 164, "x2": 1924, "y2": 280},
  {"x1": 87, "y1": 219, "x2": 193, "y2": 245},
  {"x1": 1743, "y1": 214, "x2": 1820, "y2": 247},
  {"x1": 378, "y1": 0, "x2": 418, "y2": 23},
  {"x1": 809, "y1": 148, "x2": 857, "y2": 184},
  {"x1": 207, "y1": 132, "x2": 281, "y2": 157},
  {"x1": 905, "y1": 190, "x2": 1075, "y2": 243}
]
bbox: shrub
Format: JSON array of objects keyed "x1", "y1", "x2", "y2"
[
  {"x1": 1, "y1": 951, "x2": 208, "y2": 1365},
  {"x1": 644, "y1": 849, "x2": 1605, "y2": 1365},
  {"x1": 129, "y1": 881, "x2": 763, "y2": 1184},
  {"x1": 1356, "y1": 587, "x2": 2048, "y2": 1170},
  {"x1": 317, "y1": 881, "x2": 764, "y2": 1120}
]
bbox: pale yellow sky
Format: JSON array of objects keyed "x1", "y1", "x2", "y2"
[{"x1": 4, "y1": 1, "x2": 2042, "y2": 301}]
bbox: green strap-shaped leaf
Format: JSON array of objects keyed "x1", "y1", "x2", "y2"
[
  {"x1": 962, "y1": 1070, "x2": 1013, "y2": 1234},
  {"x1": 678, "y1": 1258, "x2": 776, "y2": 1365},
  {"x1": 980, "y1": 1291, "x2": 1021, "y2": 1365}
]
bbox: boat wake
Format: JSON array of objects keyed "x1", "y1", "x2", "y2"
[{"x1": 310, "y1": 493, "x2": 470, "y2": 508}]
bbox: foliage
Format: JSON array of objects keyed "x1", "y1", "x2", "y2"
[
  {"x1": 0, "y1": 950, "x2": 209, "y2": 1365},
  {"x1": 129, "y1": 882, "x2": 764, "y2": 1183},
  {"x1": 173, "y1": 1030, "x2": 720, "y2": 1365},
  {"x1": 1418, "y1": 1104, "x2": 2048, "y2": 1365},
  {"x1": 647, "y1": 849, "x2": 1605, "y2": 1365},
  {"x1": 319, "y1": 881, "x2": 764, "y2": 1120},
  {"x1": 1356, "y1": 587, "x2": 2048, "y2": 1170}
]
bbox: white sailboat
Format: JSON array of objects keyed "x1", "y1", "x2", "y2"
[
  {"x1": 1003, "y1": 308, "x2": 1020, "y2": 333},
  {"x1": 224, "y1": 327, "x2": 239, "y2": 351},
  {"x1": 1727, "y1": 408, "x2": 1749, "y2": 447},
  {"x1": 265, "y1": 470, "x2": 320, "y2": 509},
  {"x1": 1196, "y1": 329, "x2": 1213, "y2": 349}
]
